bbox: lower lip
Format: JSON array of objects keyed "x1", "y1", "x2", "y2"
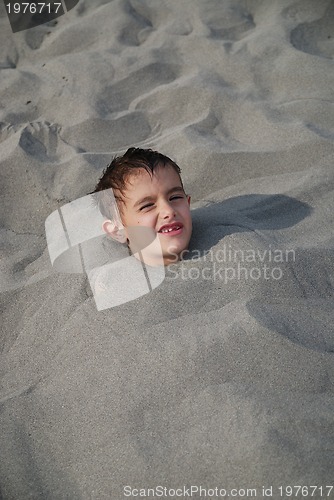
[{"x1": 159, "y1": 227, "x2": 183, "y2": 236}]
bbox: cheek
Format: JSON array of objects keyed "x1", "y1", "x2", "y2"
[
  {"x1": 138, "y1": 212, "x2": 156, "y2": 226},
  {"x1": 181, "y1": 206, "x2": 191, "y2": 223}
]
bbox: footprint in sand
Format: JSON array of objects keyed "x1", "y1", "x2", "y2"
[
  {"x1": 25, "y1": 19, "x2": 59, "y2": 50},
  {"x1": 118, "y1": 0, "x2": 154, "y2": 46},
  {"x1": 19, "y1": 121, "x2": 64, "y2": 161},
  {"x1": 96, "y1": 62, "x2": 180, "y2": 116},
  {"x1": 198, "y1": 0, "x2": 255, "y2": 41},
  {"x1": 290, "y1": 2, "x2": 334, "y2": 59},
  {"x1": 61, "y1": 112, "x2": 152, "y2": 153}
]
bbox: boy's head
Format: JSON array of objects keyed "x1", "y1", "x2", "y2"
[{"x1": 93, "y1": 148, "x2": 192, "y2": 266}]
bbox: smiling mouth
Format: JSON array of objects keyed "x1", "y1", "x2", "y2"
[{"x1": 158, "y1": 224, "x2": 183, "y2": 235}]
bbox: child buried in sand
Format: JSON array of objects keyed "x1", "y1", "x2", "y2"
[{"x1": 93, "y1": 147, "x2": 192, "y2": 267}]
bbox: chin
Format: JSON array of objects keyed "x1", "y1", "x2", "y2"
[{"x1": 163, "y1": 244, "x2": 188, "y2": 263}]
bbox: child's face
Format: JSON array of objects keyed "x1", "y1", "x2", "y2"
[{"x1": 119, "y1": 164, "x2": 192, "y2": 266}]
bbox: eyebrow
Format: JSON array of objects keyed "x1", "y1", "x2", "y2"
[{"x1": 133, "y1": 186, "x2": 185, "y2": 208}]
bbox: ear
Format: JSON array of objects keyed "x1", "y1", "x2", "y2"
[
  {"x1": 102, "y1": 219, "x2": 128, "y2": 244},
  {"x1": 187, "y1": 195, "x2": 191, "y2": 205}
]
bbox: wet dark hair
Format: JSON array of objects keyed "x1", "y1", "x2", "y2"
[{"x1": 91, "y1": 147, "x2": 184, "y2": 219}]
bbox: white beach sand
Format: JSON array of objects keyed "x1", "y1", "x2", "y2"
[{"x1": 1, "y1": 0, "x2": 334, "y2": 498}]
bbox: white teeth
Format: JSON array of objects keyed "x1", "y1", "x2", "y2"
[{"x1": 160, "y1": 226, "x2": 180, "y2": 233}]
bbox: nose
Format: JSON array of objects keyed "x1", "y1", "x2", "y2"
[{"x1": 159, "y1": 199, "x2": 176, "y2": 219}]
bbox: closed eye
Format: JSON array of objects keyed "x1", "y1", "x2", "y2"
[
  {"x1": 139, "y1": 203, "x2": 154, "y2": 211},
  {"x1": 139, "y1": 195, "x2": 185, "y2": 210}
]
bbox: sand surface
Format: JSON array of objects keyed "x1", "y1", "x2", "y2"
[{"x1": 1, "y1": 0, "x2": 334, "y2": 498}]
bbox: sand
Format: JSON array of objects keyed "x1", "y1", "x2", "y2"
[{"x1": 1, "y1": 0, "x2": 334, "y2": 498}]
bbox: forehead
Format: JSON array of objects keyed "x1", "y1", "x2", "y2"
[{"x1": 123, "y1": 164, "x2": 182, "y2": 197}]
